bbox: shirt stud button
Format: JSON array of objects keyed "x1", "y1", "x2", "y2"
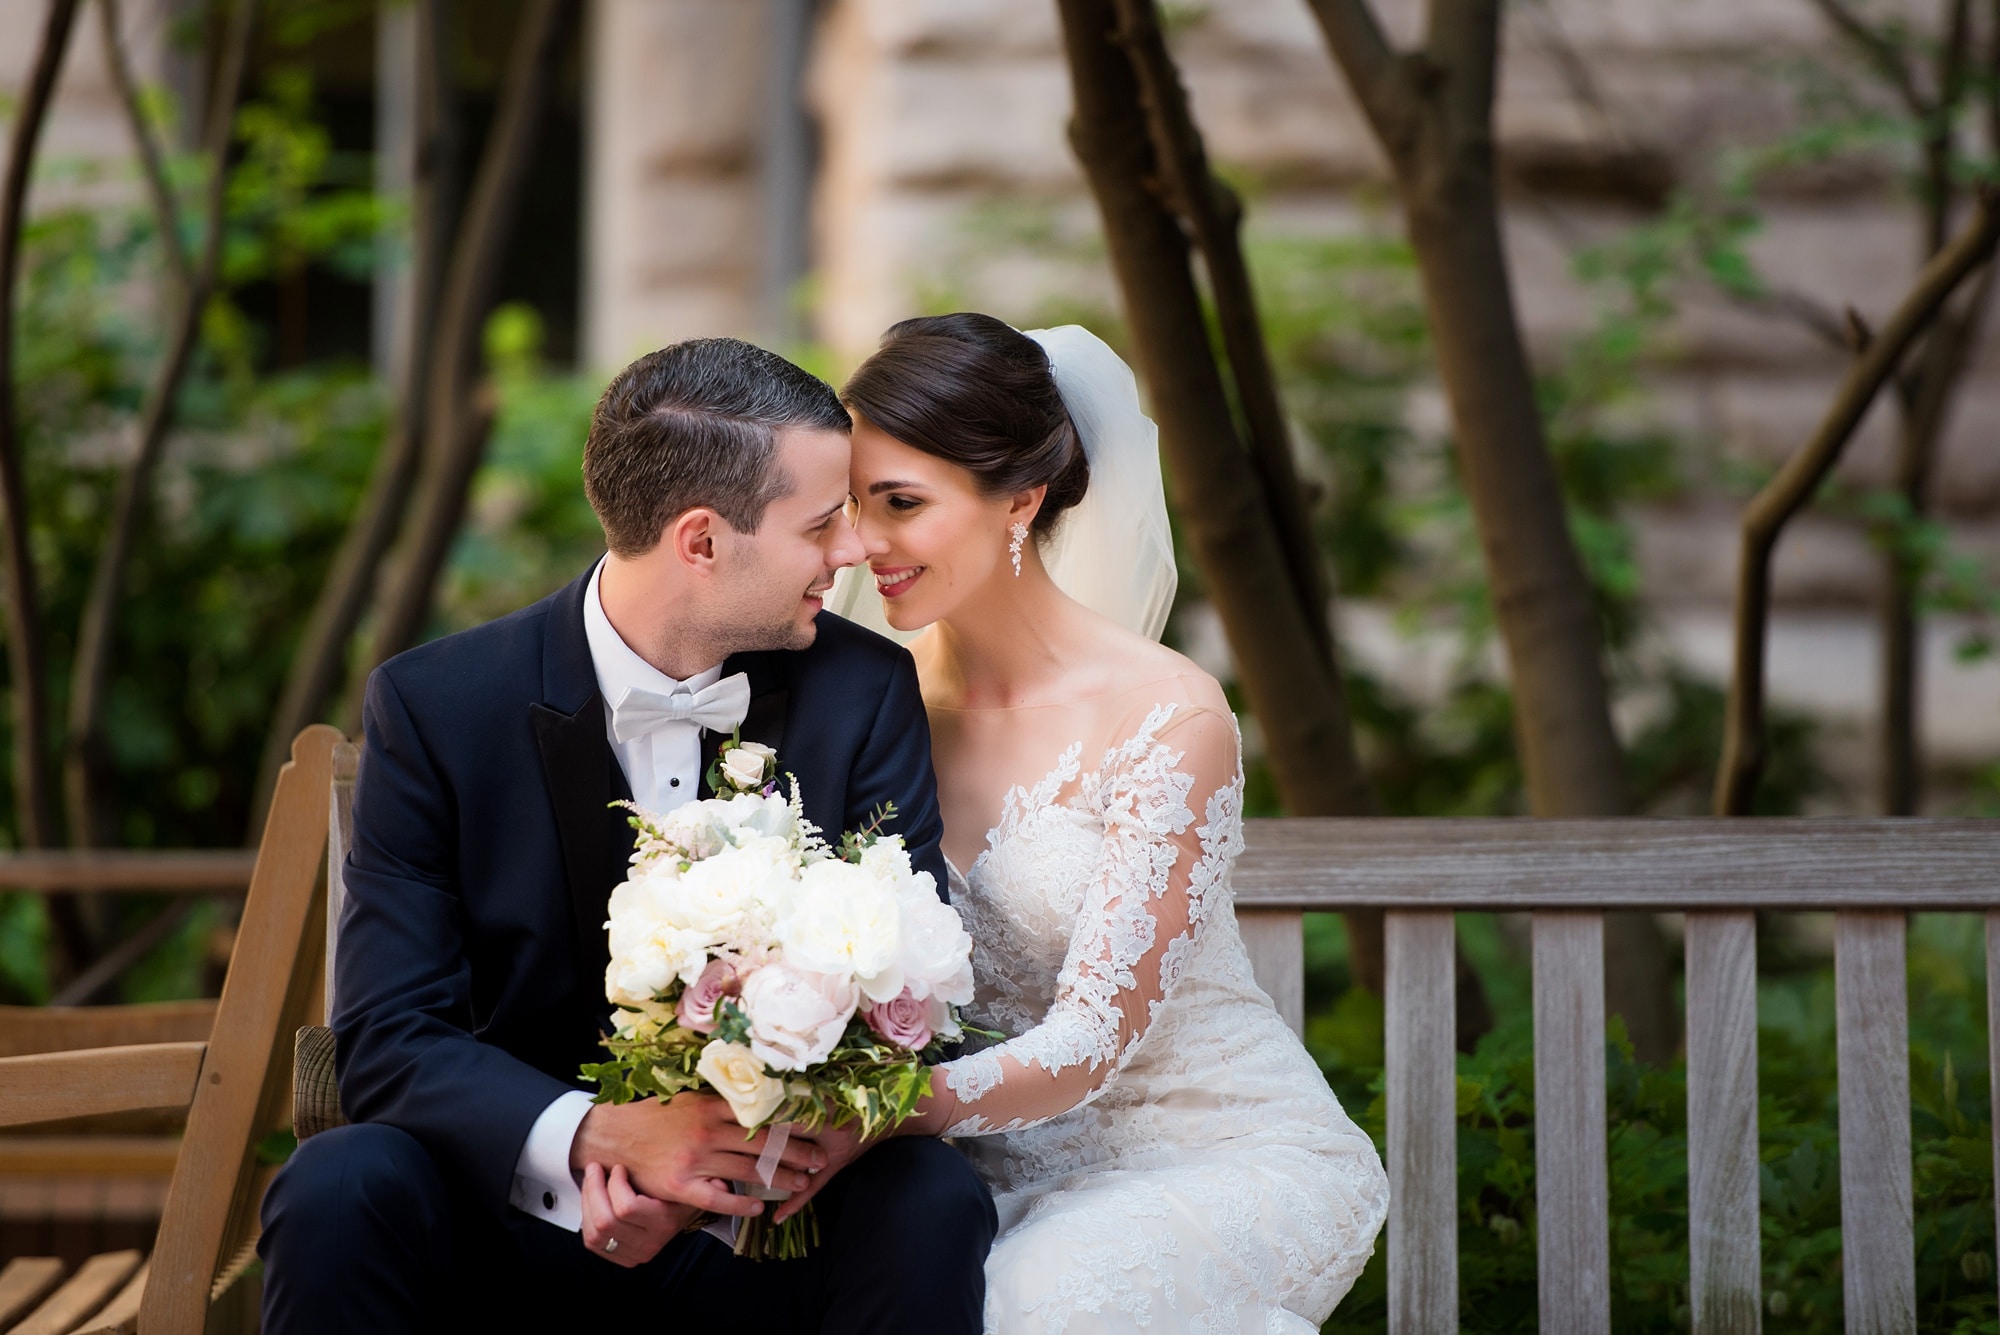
[
  {"x1": 670, "y1": 777, "x2": 680, "y2": 787},
  {"x1": 543, "y1": 1191, "x2": 556, "y2": 1210}
]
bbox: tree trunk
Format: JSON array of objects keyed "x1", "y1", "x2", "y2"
[
  {"x1": 350, "y1": 0, "x2": 574, "y2": 698},
  {"x1": 254, "y1": 0, "x2": 457, "y2": 823},
  {"x1": 1057, "y1": 0, "x2": 1392, "y2": 993},
  {"x1": 0, "y1": 0, "x2": 83, "y2": 973},
  {"x1": 1303, "y1": 0, "x2": 1675, "y2": 1057},
  {"x1": 66, "y1": 0, "x2": 255, "y2": 850}
]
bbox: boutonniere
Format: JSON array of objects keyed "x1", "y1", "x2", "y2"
[{"x1": 709, "y1": 733, "x2": 780, "y2": 796}]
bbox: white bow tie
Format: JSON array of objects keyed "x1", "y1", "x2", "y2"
[{"x1": 608, "y1": 672, "x2": 752, "y2": 743}]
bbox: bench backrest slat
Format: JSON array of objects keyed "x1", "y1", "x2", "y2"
[
  {"x1": 1236, "y1": 909, "x2": 1304, "y2": 1035},
  {"x1": 1988, "y1": 914, "x2": 2000, "y2": 1322},
  {"x1": 1385, "y1": 909, "x2": 1457, "y2": 1335},
  {"x1": 1532, "y1": 910, "x2": 1611, "y2": 1331},
  {"x1": 1836, "y1": 911, "x2": 1915, "y2": 1332},
  {"x1": 1684, "y1": 909, "x2": 1762, "y2": 1333}
]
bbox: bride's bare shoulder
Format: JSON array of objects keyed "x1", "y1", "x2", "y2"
[{"x1": 1081, "y1": 622, "x2": 1229, "y2": 715}]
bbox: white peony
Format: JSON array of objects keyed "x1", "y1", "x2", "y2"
[
  {"x1": 695, "y1": 1040, "x2": 787, "y2": 1128},
  {"x1": 780, "y1": 859, "x2": 905, "y2": 1001},
  {"x1": 895, "y1": 891, "x2": 976, "y2": 1005},
  {"x1": 712, "y1": 792, "x2": 796, "y2": 843},
  {"x1": 738, "y1": 963, "x2": 858, "y2": 1070},
  {"x1": 653, "y1": 803, "x2": 727, "y2": 860},
  {"x1": 605, "y1": 875, "x2": 713, "y2": 1003}
]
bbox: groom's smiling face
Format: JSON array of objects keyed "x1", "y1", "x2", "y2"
[{"x1": 712, "y1": 425, "x2": 864, "y2": 652}]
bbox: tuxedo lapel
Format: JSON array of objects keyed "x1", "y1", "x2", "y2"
[{"x1": 532, "y1": 569, "x2": 634, "y2": 988}]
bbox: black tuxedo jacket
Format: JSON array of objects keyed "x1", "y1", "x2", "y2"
[{"x1": 331, "y1": 568, "x2": 947, "y2": 1217}]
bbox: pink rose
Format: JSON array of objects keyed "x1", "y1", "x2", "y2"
[
  {"x1": 677, "y1": 959, "x2": 739, "y2": 1034},
  {"x1": 864, "y1": 988, "x2": 934, "y2": 1050}
]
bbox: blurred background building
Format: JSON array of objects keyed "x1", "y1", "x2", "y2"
[{"x1": 2, "y1": 0, "x2": 1995, "y2": 811}]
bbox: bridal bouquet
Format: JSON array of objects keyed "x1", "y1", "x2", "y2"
[{"x1": 581, "y1": 739, "x2": 977, "y2": 1260}]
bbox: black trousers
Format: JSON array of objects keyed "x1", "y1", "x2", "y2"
[{"x1": 258, "y1": 1123, "x2": 997, "y2": 1335}]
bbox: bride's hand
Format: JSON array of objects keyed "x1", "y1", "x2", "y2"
[
  {"x1": 580, "y1": 1162, "x2": 688, "y2": 1267},
  {"x1": 770, "y1": 1123, "x2": 869, "y2": 1225}
]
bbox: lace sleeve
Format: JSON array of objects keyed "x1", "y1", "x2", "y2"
[{"x1": 937, "y1": 704, "x2": 1242, "y2": 1135}]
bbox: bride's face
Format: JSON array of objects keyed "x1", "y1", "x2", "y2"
[{"x1": 847, "y1": 417, "x2": 1016, "y2": 632}]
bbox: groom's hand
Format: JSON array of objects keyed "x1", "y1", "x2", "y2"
[
  {"x1": 571, "y1": 1092, "x2": 826, "y2": 1215},
  {"x1": 580, "y1": 1163, "x2": 686, "y2": 1267}
]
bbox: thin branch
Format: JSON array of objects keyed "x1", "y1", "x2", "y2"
[
  {"x1": 1805, "y1": 0, "x2": 1933, "y2": 119},
  {"x1": 0, "y1": 0, "x2": 80, "y2": 961},
  {"x1": 254, "y1": 0, "x2": 455, "y2": 823},
  {"x1": 1715, "y1": 190, "x2": 2000, "y2": 815},
  {"x1": 98, "y1": 0, "x2": 190, "y2": 293},
  {"x1": 64, "y1": 0, "x2": 255, "y2": 847},
  {"x1": 1876, "y1": 256, "x2": 1994, "y2": 813},
  {"x1": 1110, "y1": 0, "x2": 1337, "y2": 675},
  {"x1": 355, "y1": 0, "x2": 575, "y2": 684},
  {"x1": 1299, "y1": 0, "x2": 1420, "y2": 157}
]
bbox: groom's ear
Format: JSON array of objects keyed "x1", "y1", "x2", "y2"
[{"x1": 669, "y1": 507, "x2": 723, "y2": 572}]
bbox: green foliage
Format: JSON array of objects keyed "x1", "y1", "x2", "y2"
[{"x1": 0, "y1": 70, "x2": 602, "y2": 1000}]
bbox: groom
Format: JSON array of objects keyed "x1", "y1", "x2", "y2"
[{"x1": 258, "y1": 339, "x2": 996, "y2": 1333}]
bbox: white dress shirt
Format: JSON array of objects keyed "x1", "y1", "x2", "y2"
[{"x1": 510, "y1": 557, "x2": 723, "y2": 1231}]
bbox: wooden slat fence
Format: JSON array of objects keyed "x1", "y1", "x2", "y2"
[{"x1": 1234, "y1": 817, "x2": 2000, "y2": 1335}]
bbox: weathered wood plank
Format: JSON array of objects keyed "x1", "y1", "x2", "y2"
[
  {"x1": 1233, "y1": 819, "x2": 2000, "y2": 910},
  {"x1": 142, "y1": 726, "x2": 337, "y2": 1335},
  {"x1": 1836, "y1": 911, "x2": 1913, "y2": 1334},
  {"x1": 1237, "y1": 909, "x2": 1303, "y2": 1035},
  {"x1": 1386, "y1": 910, "x2": 1456, "y2": 1335},
  {"x1": 10, "y1": 1251, "x2": 141, "y2": 1335},
  {"x1": 0, "y1": 1136, "x2": 180, "y2": 1178},
  {"x1": 1534, "y1": 910, "x2": 1609, "y2": 1333},
  {"x1": 1989, "y1": 912, "x2": 2000, "y2": 1312},
  {"x1": 69, "y1": 1260, "x2": 146, "y2": 1335},
  {"x1": 1685, "y1": 910, "x2": 1761, "y2": 1334},
  {"x1": 0, "y1": 1000, "x2": 215, "y2": 1059},
  {"x1": 0, "y1": 1044, "x2": 205, "y2": 1130},
  {"x1": 0, "y1": 851, "x2": 254, "y2": 893},
  {"x1": 0, "y1": 1258, "x2": 65, "y2": 1329}
]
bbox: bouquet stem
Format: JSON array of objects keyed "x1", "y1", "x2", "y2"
[{"x1": 734, "y1": 1199, "x2": 819, "y2": 1261}]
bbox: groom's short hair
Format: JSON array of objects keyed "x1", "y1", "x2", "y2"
[{"x1": 583, "y1": 338, "x2": 850, "y2": 556}]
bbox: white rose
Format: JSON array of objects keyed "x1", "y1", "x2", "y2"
[
  {"x1": 895, "y1": 893, "x2": 975, "y2": 1004},
  {"x1": 719, "y1": 745, "x2": 772, "y2": 793},
  {"x1": 695, "y1": 1040, "x2": 787, "y2": 1128},
  {"x1": 738, "y1": 963, "x2": 858, "y2": 1070},
  {"x1": 781, "y1": 860, "x2": 904, "y2": 1002}
]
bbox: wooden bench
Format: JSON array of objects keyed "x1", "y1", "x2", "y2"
[
  {"x1": 1233, "y1": 817, "x2": 2000, "y2": 1335},
  {"x1": 0, "y1": 727, "x2": 338, "y2": 1335}
]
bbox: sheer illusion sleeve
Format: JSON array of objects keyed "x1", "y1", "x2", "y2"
[{"x1": 937, "y1": 703, "x2": 1242, "y2": 1135}]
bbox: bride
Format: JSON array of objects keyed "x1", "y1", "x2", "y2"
[{"x1": 829, "y1": 313, "x2": 1388, "y2": 1332}]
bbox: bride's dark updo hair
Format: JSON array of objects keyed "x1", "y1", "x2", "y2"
[{"x1": 841, "y1": 312, "x2": 1089, "y2": 537}]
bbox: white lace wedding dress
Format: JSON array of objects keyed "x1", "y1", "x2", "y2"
[{"x1": 930, "y1": 678, "x2": 1389, "y2": 1334}]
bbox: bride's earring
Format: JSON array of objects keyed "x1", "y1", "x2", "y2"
[{"x1": 1009, "y1": 522, "x2": 1028, "y2": 577}]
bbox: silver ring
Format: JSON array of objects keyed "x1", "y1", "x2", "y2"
[{"x1": 603, "y1": 1237, "x2": 619, "y2": 1255}]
